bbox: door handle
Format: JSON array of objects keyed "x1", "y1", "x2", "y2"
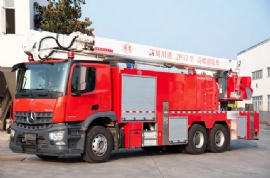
[{"x1": 91, "y1": 104, "x2": 99, "y2": 110}]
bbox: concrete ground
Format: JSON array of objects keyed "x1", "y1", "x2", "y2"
[{"x1": 0, "y1": 125, "x2": 270, "y2": 178}]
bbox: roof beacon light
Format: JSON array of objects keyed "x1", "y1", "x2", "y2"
[
  {"x1": 28, "y1": 55, "x2": 34, "y2": 61},
  {"x1": 68, "y1": 51, "x2": 75, "y2": 59},
  {"x1": 188, "y1": 68, "x2": 196, "y2": 75},
  {"x1": 126, "y1": 63, "x2": 133, "y2": 69}
]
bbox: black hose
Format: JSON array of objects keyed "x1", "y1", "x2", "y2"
[{"x1": 38, "y1": 34, "x2": 78, "y2": 60}]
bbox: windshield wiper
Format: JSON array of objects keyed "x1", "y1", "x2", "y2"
[
  {"x1": 33, "y1": 89, "x2": 52, "y2": 98},
  {"x1": 18, "y1": 89, "x2": 33, "y2": 97}
]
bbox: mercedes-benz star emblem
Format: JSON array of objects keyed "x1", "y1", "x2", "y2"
[{"x1": 27, "y1": 111, "x2": 36, "y2": 124}]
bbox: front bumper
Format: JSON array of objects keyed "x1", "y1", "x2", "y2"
[{"x1": 9, "y1": 123, "x2": 85, "y2": 156}]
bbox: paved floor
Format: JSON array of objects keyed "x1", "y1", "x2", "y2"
[{"x1": 0, "y1": 125, "x2": 270, "y2": 178}]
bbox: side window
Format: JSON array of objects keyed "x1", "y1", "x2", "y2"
[
  {"x1": 85, "y1": 68, "x2": 96, "y2": 92},
  {"x1": 1, "y1": 0, "x2": 15, "y2": 34},
  {"x1": 71, "y1": 66, "x2": 96, "y2": 93},
  {"x1": 71, "y1": 67, "x2": 79, "y2": 92}
]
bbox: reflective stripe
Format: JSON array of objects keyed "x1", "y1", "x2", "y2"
[{"x1": 123, "y1": 110, "x2": 155, "y2": 113}]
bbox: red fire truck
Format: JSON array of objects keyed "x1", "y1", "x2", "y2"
[{"x1": 9, "y1": 30, "x2": 259, "y2": 163}]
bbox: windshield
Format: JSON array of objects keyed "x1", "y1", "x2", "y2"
[{"x1": 17, "y1": 62, "x2": 69, "y2": 95}]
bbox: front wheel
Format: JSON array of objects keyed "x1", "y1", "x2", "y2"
[
  {"x1": 83, "y1": 126, "x2": 113, "y2": 163},
  {"x1": 185, "y1": 124, "x2": 207, "y2": 154}
]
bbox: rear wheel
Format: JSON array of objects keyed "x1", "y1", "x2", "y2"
[
  {"x1": 209, "y1": 124, "x2": 228, "y2": 153},
  {"x1": 185, "y1": 124, "x2": 207, "y2": 154},
  {"x1": 83, "y1": 126, "x2": 113, "y2": 163}
]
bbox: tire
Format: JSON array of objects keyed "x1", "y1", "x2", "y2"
[
  {"x1": 83, "y1": 126, "x2": 113, "y2": 163},
  {"x1": 36, "y1": 155, "x2": 59, "y2": 160},
  {"x1": 209, "y1": 124, "x2": 228, "y2": 153},
  {"x1": 185, "y1": 124, "x2": 207, "y2": 154}
]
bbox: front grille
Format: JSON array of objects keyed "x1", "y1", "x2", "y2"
[
  {"x1": 16, "y1": 123, "x2": 52, "y2": 130},
  {"x1": 14, "y1": 111, "x2": 53, "y2": 130}
]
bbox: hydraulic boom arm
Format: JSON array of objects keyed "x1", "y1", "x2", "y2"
[{"x1": 23, "y1": 30, "x2": 240, "y2": 72}]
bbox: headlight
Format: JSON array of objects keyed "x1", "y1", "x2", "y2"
[
  {"x1": 10, "y1": 129, "x2": 15, "y2": 137},
  {"x1": 49, "y1": 131, "x2": 65, "y2": 141}
]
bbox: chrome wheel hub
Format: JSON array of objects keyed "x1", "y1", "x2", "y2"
[
  {"x1": 215, "y1": 131, "x2": 225, "y2": 147},
  {"x1": 92, "y1": 134, "x2": 107, "y2": 156},
  {"x1": 193, "y1": 131, "x2": 204, "y2": 148}
]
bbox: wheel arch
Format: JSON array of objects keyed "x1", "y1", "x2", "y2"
[
  {"x1": 189, "y1": 121, "x2": 206, "y2": 130},
  {"x1": 82, "y1": 111, "x2": 119, "y2": 151},
  {"x1": 82, "y1": 111, "x2": 118, "y2": 129},
  {"x1": 214, "y1": 121, "x2": 229, "y2": 129}
]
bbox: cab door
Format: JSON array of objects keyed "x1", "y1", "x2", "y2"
[{"x1": 65, "y1": 62, "x2": 112, "y2": 122}]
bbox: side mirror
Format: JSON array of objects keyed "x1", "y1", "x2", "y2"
[{"x1": 78, "y1": 66, "x2": 87, "y2": 91}]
